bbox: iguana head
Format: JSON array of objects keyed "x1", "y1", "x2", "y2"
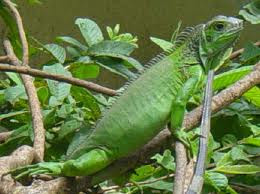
[{"x1": 199, "y1": 16, "x2": 243, "y2": 72}]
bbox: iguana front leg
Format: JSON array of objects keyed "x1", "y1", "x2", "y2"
[{"x1": 169, "y1": 66, "x2": 203, "y2": 147}]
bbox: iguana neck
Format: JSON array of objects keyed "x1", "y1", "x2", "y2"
[{"x1": 175, "y1": 24, "x2": 204, "y2": 65}]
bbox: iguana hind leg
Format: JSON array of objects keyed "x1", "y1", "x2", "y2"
[{"x1": 10, "y1": 148, "x2": 112, "y2": 179}]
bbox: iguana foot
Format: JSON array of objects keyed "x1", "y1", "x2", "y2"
[
  {"x1": 174, "y1": 129, "x2": 191, "y2": 149},
  {"x1": 8, "y1": 162, "x2": 64, "y2": 180}
]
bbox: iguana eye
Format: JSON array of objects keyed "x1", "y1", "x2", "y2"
[{"x1": 214, "y1": 22, "x2": 225, "y2": 31}]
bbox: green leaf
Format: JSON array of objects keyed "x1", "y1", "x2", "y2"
[
  {"x1": 97, "y1": 60, "x2": 137, "y2": 79},
  {"x1": 240, "y1": 43, "x2": 260, "y2": 62},
  {"x1": 5, "y1": 72, "x2": 22, "y2": 85},
  {"x1": 216, "y1": 152, "x2": 233, "y2": 167},
  {"x1": 239, "y1": 0, "x2": 260, "y2": 24},
  {"x1": 241, "y1": 137, "x2": 260, "y2": 146},
  {"x1": 4, "y1": 85, "x2": 27, "y2": 104},
  {"x1": 151, "y1": 149, "x2": 175, "y2": 171},
  {"x1": 75, "y1": 18, "x2": 104, "y2": 46},
  {"x1": 66, "y1": 46, "x2": 81, "y2": 57},
  {"x1": 130, "y1": 165, "x2": 156, "y2": 182},
  {"x1": 0, "y1": 110, "x2": 28, "y2": 121},
  {"x1": 44, "y1": 44, "x2": 66, "y2": 64},
  {"x1": 88, "y1": 40, "x2": 136, "y2": 56},
  {"x1": 205, "y1": 172, "x2": 228, "y2": 191},
  {"x1": 96, "y1": 53, "x2": 143, "y2": 72},
  {"x1": 243, "y1": 87, "x2": 260, "y2": 107},
  {"x1": 56, "y1": 36, "x2": 87, "y2": 50},
  {"x1": 68, "y1": 62, "x2": 100, "y2": 79},
  {"x1": 150, "y1": 37, "x2": 174, "y2": 51},
  {"x1": 214, "y1": 165, "x2": 260, "y2": 174},
  {"x1": 222, "y1": 134, "x2": 237, "y2": 146},
  {"x1": 57, "y1": 120, "x2": 82, "y2": 140},
  {"x1": 247, "y1": 123, "x2": 260, "y2": 136},
  {"x1": 0, "y1": 125, "x2": 32, "y2": 156},
  {"x1": 71, "y1": 86, "x2": 101, "y2": 119},
  {"x1": 43, "y1": 109, "x2": 56, "y2": 128},
  {"x1": 57, "y1": 104, "x2": 74, "y2": 119},
  {"x1": 43, "y1": 64, "x2": 71, "y2": 102},
  {"x1": 230, "y1": 147, "x2": 250, "y2": 162},
  {"x1": 213, "y1": 66, "x2": 253, "y2": 91},
  {"x1": 37, "y1": 86, "x2": 49, "y2": 105},
  {"x1": 144, "y1": 179, "x2": 173, "y2": 192}
]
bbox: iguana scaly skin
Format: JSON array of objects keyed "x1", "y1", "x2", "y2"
[{"x1": 10, "y1": 16, "x2": 243, "y2": 179}]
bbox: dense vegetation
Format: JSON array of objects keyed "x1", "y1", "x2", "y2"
[{"x1": 0, "y1": 0, "x2": 259, "y2": 193}]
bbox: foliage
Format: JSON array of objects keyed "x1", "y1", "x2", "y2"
[
  {"x1": 0, "y1": 1, "x2": 259, "y2": 193},
  {"x1": 239, "y1": 0, "x2": 260, "y2": 24}
]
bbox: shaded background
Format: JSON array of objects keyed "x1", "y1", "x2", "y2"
[{"x1": 6, "y1": 0, "x2": 260, "y2": 87}]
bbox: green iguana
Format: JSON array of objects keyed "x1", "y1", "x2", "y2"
[{"x1": 10, "y1": 16, "x2": 243, "y2": 181}]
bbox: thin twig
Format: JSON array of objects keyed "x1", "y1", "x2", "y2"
[
  {"x1": 3, "y1": 40, "x2": 45, "y2": 162},
  {"x1": 0, "y1": 56, "x2": 10, "y2": 62},
  {"x1": 3, "y1": 0, "x2": 29, "y2": 66},
  {"x1": 101, "y1": 173, "x2": 174, "y2": 193},
  {"x1": 0, "y1": 64, "x2": 117, "y2": 96},
  {"x1": 3, "y1": 0, "x2": 45, "y2": 161}
]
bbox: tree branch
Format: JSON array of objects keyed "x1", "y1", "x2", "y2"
[
  {"x1": 173, "y1": 142, "x2": 187, "y2": 194},
  {"x1": 2, "y1": 0, "x2": 45, "y2": 161},
  {"x1": 0, "y1": 131, "x2": 12, "y2": 143},
  {"x1": 0, "y1": 64, "x2": 117, "y2": 96}
]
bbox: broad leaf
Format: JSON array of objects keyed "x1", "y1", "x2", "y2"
[
  {"x1": 4, "y1": 85, "x2": 27, "y2": 104},
  {"x1": 37, "y1": 86, "x2": 49, "y2": 105},
  {"x1": 0, "y1": 110, "x2": 28, "y2": 121},
  {"x1": 75, "y1": 18, "x2": 104, "y2": 46},
  {"x1": 56, "y1": 36, "x2": 87, "y2": 50},
  {"x1": 5, "y1": 72, "x2": 22, "y2": 85},
  {"x1": 214, "y1": 165, "x2": 260, "y2": 174},
  {"x1": 239, "y1": 0, "x2": 260, "y2": 24},
  {"x1": 130, "y1": 165, "x2": 156, "y2": 182},
  {"x1": 68, "y1": 62, "x2": 100, "y2": 79},
  {"x1": 71, "y1": 86, "x2": 101, "y2": 119},
  {"x1": 213, "y1": 66, "x2": 253, "y2": 91},
  {"x1": 205, "y1": 172, "x2": 228, "y2": 191},
  {"x1": 144, "y1": 179, "x2": 173, "y2": 192},
  {"x1": 240, "y1": 43, "x2": 260, "y2": 62},
  {"x1": 230, "y1": 147, "x2": 250, "y2": 162},
  {"x1": 43, "y1": 64, "x2": 71, "y2": 102},
  {"x1": 0, "y1": 125, "x2": 32, "y2": 156},
  {"x1": 57, "y1": 120, "x2": 82, "y2": 140},
  {"x1": 151, "y1": 149, "x2": 175, "y2": 171},
  {"x1": 150, "y1": 37, "x2": 174, "y2": 51},
  {"x1": 241, "y1": 137, "x2": 260, "y2": 146},
  {"x1": 88, "y1": 40, "x2": 136, "y2": 56},
  {"x1": 243, "y1": 86, "x2": 260, "y2": 107},
  {"x1": 44, "y1": 44, "x2": 66, "y2": 64}
]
